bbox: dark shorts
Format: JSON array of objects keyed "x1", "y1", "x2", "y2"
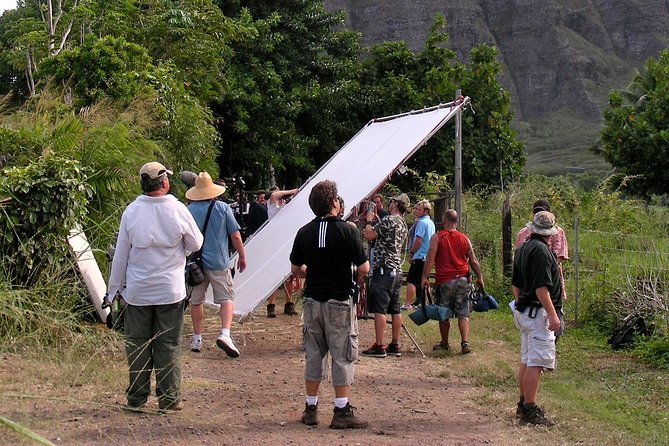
[
  {"x1": 406, "y1": 259, "x2": 425, "y2": 286},
  {"x1": 367, "y1": 269, "x2": 402, "y2": 315}
]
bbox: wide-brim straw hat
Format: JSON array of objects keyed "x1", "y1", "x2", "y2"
[{"x1": 185, "y1": 172, "x2": 226, "y2": 201}]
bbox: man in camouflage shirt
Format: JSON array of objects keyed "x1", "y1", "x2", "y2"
[{"x1": 361, "y1": 193, "x2": 409, "y2": 357}]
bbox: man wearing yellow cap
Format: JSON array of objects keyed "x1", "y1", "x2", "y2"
[{"x1": 108, "y1": 162, "x2": 203, "y2": 412}]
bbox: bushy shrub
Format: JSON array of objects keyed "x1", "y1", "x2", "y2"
[{"x1": 0, "y1": 156, "x2": 91, "y2": 286}]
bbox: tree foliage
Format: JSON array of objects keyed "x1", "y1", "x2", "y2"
[
  {"x1": 213, "y1": 0, "x2": 363, "y2": 187},
  {"x1": 354, "y1": 17, "x2": 524, "y2": 192},
  {"x1": 594, "y1": 49, "x2": 669, "y2": 197}
]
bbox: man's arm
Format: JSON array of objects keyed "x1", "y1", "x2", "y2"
[
  {"x1": 536, "y1": 286, "x2": 561, "y2": 331},
  {"x1": 409, "y1": 236, "x2": 423, "y2": 257},
  {"x1": 291, "y1": 263, "x2": 307, "y2": 278},
  {"x1": 270, "y1": 188, "x2": 299, "y2": 205},
  {"x1": 420, "y1": 234, "x2": 438, "y2": 289},
  {"x1": 466, "y1": 239, "x2": 484, "y2": 289},
  {"x1": 362, "y1": 209, "x2": 378, "y2": 240},
  {"x1": 355, "y1": 261, "x2": 370, "y2": 286},
  {"x1": 107, "y1": 221, "x2": 130, "y2": 303},
  {"x1": 183, "y1": 209, "x2": 204, "y2": 253},
  {"x1": 230, "y1": 231, "x2": 246, "y2": 272}
]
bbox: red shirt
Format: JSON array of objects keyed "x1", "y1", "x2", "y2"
[{"x1": 434, "y1": 229, "x2": 471, "y2": 284}]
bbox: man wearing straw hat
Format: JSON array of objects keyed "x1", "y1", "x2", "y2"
[
  {"x1": 108, "y1": 162, "x2": 203, "y2": 412},
  {"x1": 186, "y1": 172, "x2": 247, "y2": 358},
  {"x1": 512, "y1": 210, "x2": 563, "y2": 426}
]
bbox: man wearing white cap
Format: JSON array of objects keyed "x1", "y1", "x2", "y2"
[
  {"x1": 186, "y1": 172, "x2": 247, "y2": 358},
  {"x1": 512, "y1": 210, "x2": 563, "y2": 426},
  {"x1": 108, "y1": 161, "x2": 203, "y2": 412}
]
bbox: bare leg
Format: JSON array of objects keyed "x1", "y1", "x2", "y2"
[
  {"x1": 391, "y1": 314, "x2": 402, "y2": 344},
  {"x1": 220, "y1": 301, "x2": 233, "y2": 330},
  {"x1": 405, "y1": 283, "x2": 416, "y2": 307},
  {"x1": 520, "y1": 366, "x2": 543, "y2": 404},
  {"x1": 306, "y1": 380, "x2": 320, "y2": 397},
  {"x1": 458, "y1": 318, "x2": 470, "y2": 343},
  {"x1": 191, "y1": 303, "x2": 204, "y2": 335},
  {"x1": 517, "y1": 362, "x2": 527, "y2": 399},
  {"x1": 374, "y1": 313, "x2": 386, "y2": 345},
  {"x1": 334, "y1": 385, "x2": 349, "y2": 398},
  {"x1": 439, "y1": 320, "x2": 450, "y2": 345}
]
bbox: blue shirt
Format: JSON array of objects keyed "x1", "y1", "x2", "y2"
[
  {"x1": 188, "y1": 200, "x2": 240, "y2": 270},
  {"x1": 412, "y1": 215, "x2": 435, "y2": 260}
]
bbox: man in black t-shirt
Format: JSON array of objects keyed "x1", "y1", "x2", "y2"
[
  {"x1": 512, "y1": 211, "x2": 563, "y2": 427},
  {"x1": 290, "y1": 180, "x2": 369, "y2": 429},
  {"x1": 246, "y1": 190, "x2": 268, "y2": 236}
]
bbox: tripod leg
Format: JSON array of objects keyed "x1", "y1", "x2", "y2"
[
  {"x1": 401, "y1": 323, "x2": 426, "y2": 358},
  {"x1": 385, "y1": 319, "x2": 427, "y2": 358}
]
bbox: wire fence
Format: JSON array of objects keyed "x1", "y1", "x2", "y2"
[{"x1": 567, "y1": 218, "x2": 669, "y2": 333}]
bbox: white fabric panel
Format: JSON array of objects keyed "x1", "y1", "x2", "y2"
[{"x1": 206, "y1": 100, "x2": 468, "y2": 320}]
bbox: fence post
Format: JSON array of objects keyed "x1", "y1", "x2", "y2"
[
  {"x1": 573, "y1": 214, "x2": 579, "y2": 325},
  {"x1": 502, "y1": 192, "x2": 512, "y2": 277}
]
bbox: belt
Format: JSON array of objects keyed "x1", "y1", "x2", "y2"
[{"x1": 374, "y1": 267, "x2": 398, "y2": 276}]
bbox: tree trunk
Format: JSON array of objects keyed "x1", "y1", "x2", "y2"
[
  {"x1": 25, "y1": 49, "x2": 35, "y2": 97},
  {"x1": 46, "y1": 0, "x2": 55, "y2": 56}
]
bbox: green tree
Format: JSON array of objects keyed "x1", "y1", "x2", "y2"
[
  {"x1": 213, "y1": 0, "x2": 363, "y2": 188},
  {"x1": 355, "y1": 17, "x2": 524, "y2": 191},
  {"x1": 593, "y1": 49, "x2": 669, "y2": 196}
]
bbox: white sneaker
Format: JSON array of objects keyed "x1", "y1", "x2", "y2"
[
  {"x1": 190, "y1": 336, "x2": 203, "y2": 353},
  {"x1": 216, "y1": 333, "x2": 240, "y2": 358}
]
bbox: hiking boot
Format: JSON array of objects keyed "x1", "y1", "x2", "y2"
[
  {"x1": 122, "y1": 403, "x2": 146, "y2": 413},
  {"x1": 516, "y1": 400, "x2": 524, "y2": 417},
  {"x1": 284, "y1": 302, "x2": 298, "y2": 316},
  {"x1": 386, "y1": 343, "x2": 402, "y2": 357},
  {"x1": 520, "y1": 404, "x2": 554, "y2": 426},
  {"x1": 432, "y1": 341, "x2": 451, "y2": 352},
  {"x1": 361, "y1": 343, "x2": 387, "y2": 358},
  {"x1": 267, "y1": 304, "x2": 277, "y2": 318},
  {"x1": 159, "y1": 400, "x2": 184, "y2": 413},
  {"x1": 330, "y1": 404, "x2": 368, "y2": 429},
  {"x1": 301, "y1": 403, "x2": 318, "y2": 426},
  {"x1": 189, "y1": 336, "x2": 202, "y2": 353},
  {"x1": 461, "y1": 341, "x2": 472, "y2": 354},
  {"x1": 216, "y1": 332, "x2": 240, "y2": 358}
]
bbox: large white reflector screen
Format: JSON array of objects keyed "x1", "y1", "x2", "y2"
[{"x1": 210, "y1": 99, "x2": 469, "y2": 320}]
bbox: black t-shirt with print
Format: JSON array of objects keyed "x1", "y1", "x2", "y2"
[{"x1": 290, "y1": 216, "x2": 367, "y2": 302}]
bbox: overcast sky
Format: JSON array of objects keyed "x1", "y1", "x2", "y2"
[{"x1": 0, "y1": 0, "x2": 16, "y2": 13}]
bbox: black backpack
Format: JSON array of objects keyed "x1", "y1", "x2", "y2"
[{"x1": 608, "y1": 313, "x2": 652, "y2": 350}]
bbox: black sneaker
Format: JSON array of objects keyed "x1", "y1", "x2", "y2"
[
  {"x1": 267, "y1": 304, "x2": 277, "y2": 318},
  {"x1": 516, "y1": 400, "x2": 524, "y2": 417},
  {"x1": 520, "y1": 404, "x2": 554, "y2": 426},
  {"x1": 330, "y1": 403, "x2": 368, "y2": 429},
  {"x1": 432, "y1": 341, "x2": 451, "y2": 352},
  {"x1": 284, "y1": 302, "x2": 298, "y2": 316},
  {"x1": 386, "y1": 343, "x2": 402, "y2": 357},
  {"x1": 301, "y1": 403, "x2": 318, "y2": 426},
  {"x1": 461, "y1": 341, "x2": 472, "y2": 354},
  {"x1": 361, "y1": 343, "x2": 387, "y2": 358}
]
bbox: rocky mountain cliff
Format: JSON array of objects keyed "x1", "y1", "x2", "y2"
[{"x1": 324, "y1": 0, "x2": 669, "y2": 173}]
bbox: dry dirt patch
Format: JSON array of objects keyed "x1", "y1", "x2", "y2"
[{"x1": 0, "y1": 304, "x2": 555, "y2": 445}]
